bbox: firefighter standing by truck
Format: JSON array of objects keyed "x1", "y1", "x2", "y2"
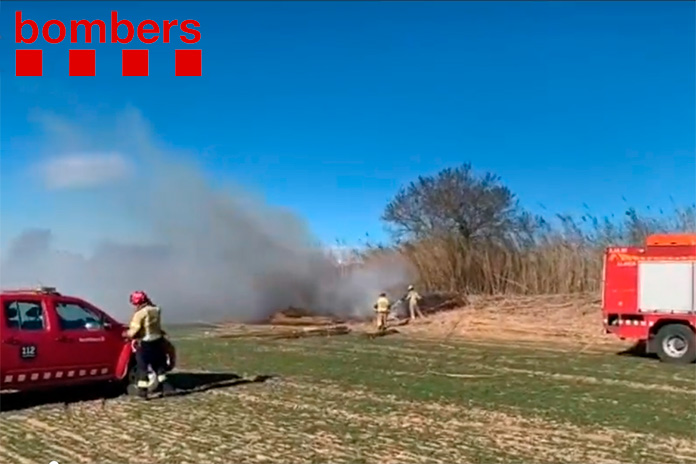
[
  {"x1": 373, "y1": 292, "x2": 391, "y2": 333},
  {"x1": 126, "y1": 290, "x2": 173, "y2": 399}
]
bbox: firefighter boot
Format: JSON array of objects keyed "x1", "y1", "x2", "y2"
[
  {"x1": 157, "y1": 374, "x2": 175, "y2": 397},
  {"x1": 135, "y1": 379, "x2": 150, "y2": 400}
]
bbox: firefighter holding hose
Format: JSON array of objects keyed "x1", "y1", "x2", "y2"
[
  {"x1": 126, "y1": 290, "x2": 173, "y2": 399},
  {"x1": 403, "y1": 284, "x2": 424, "y2": 321}
]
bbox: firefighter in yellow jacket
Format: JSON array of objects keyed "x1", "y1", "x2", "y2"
[
  {"x1": 126, "y1": 290, "x2": 173, "y2": 399},
  {"x1": 403, "y1": 285, "x2": 424, "y2": 321},
  {"x1": 373, "y1": 292, "x2": 391, "y2": 332}
]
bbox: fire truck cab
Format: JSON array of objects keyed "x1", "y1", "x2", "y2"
[
  {"x1": 0, "y1": 286, "x2": 175, "y2": 393},
  {"x1": 602, "y1": 233, "x2": 696, "y2": 364}
]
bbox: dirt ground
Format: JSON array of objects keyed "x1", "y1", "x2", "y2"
[{"x1": 378, "y1": 293, "x2": 626, "y2": 348}]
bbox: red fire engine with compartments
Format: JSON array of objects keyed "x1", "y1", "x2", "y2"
[{"x1": 602, "y1": 233, "x2": 696, "y2": 363}]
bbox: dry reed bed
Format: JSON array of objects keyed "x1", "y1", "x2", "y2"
[
  {"x1": 362, "y1": 205, "x2": 695, "y2": 296},
  {"x1": 394, "y1": 293, "x2": 620, "y2": 347}
]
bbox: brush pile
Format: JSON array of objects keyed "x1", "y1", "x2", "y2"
[
  {"x1": 266, "y1": 306, "x2": 346, "y2": 326},
  {"x1": 215, "y1": 324, "x2": 351, "y2": 340},
  {"x1": 417, "y1": 292, "x2": 468, "y2": 315}
]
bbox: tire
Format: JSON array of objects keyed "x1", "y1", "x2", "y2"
[
  {"x1": 654, "y1": 324, "x2": 696, "y2": 364},
  {"x1": 122, "y1": 358, "x2": 139, "y2": 396}
]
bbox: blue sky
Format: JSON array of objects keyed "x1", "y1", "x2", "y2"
[{"x1": 2, "y1": 1, "x2": 695, "y2": 254}]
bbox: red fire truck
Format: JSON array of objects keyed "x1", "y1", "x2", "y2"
[
  {"x1": 0, "y1": 286, "x2": 176, "y2": 393},
  {"x1": 602, "y1": 233, "x2": 696, "y2": 364}
]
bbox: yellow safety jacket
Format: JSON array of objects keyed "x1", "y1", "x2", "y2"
[
  {"x1": 374, "y1": 296, "x2": 391, "y2": 313},
  {"x1": 406, "y1": 289, "x2": 421, "y2": 304},
  {"x1": 127, "y1": 304, "x2": 164, "y2": 341}
]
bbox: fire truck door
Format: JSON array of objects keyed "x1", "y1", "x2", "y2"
[
  {"x1": 0, "y1": 298, "x2": 54, "y2": 387},
  {"x1": 50, "y1": 300, "x2": 124, "y2": 379}
]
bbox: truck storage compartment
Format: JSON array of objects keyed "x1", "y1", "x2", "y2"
[{"x1": 637, "y1": 262, "x2": 694, "y2": 313}]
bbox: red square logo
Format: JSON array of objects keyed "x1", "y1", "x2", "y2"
[
  {"x1": 175, "y1": 49, "x2": 201, "y2": 76},
  {"x1": 69, "y1": 49, "x2": 95, "y2": 76},
  {"x1": 16, "y1": 50, "x2": 42, "y2": 76},
  {"x1": 122, "y1": 50, "x2": 148, "y2": 76}
]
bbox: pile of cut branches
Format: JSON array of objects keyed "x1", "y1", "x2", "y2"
[{"x1": 215, "y1": 325, "x2": 351, "y2": 340}]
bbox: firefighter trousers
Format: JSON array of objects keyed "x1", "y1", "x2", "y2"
[
  {"x1": 375, "y1": 311, "x2": 389, "y2": 331},
  {"x1": 409, "y1": 300, "x2": 424, "y2": 319},
  {"x1": 135, "y1": 337, "x2": 169, "y2": 387}
]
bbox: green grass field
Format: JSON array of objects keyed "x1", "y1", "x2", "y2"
[{"x1": 1, "y1": 331, "x2": 695, "y2": 464}]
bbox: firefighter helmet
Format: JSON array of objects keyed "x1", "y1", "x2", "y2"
[{"x1": 129, "y1": 290, "x2": 149, "y2": 306}]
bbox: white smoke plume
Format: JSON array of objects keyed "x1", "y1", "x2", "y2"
[
  {"x1": 0, "y1": 108, "x2": 411, "y2": 324},
  {"x1": 37, "y1": 152, "x2": 132, "y2": 190}
]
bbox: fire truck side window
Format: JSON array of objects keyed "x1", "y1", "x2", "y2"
[
  {"x1": 3, "y1": 300, "x2": 46, "y2": 331},
  {"x1": 54, "y1": 302, "x2": 102, "y2": 330}
]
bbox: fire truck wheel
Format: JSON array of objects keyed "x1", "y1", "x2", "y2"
[
  {"x1": 121, "y1": 357, "x2": 139, "y2": 395},
  {"x1": 655, "y1": 324, "x2": 696, "y2": 364}
]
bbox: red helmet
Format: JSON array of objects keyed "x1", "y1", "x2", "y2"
[{"x1": 129, "y1": 290, "x2": 149, "y2": 306}]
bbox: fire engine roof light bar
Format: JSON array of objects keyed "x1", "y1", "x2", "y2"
[
  {"x1": 646, "y1": 234, "x2": 696, "y2": 246},
  {"x1": 0, "y1": 286, "x2": 61, "y2": 295}
]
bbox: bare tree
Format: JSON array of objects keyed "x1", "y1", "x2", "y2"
[{"x1": 382, "y1": 163, "x2": 532, "y2": 245}]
